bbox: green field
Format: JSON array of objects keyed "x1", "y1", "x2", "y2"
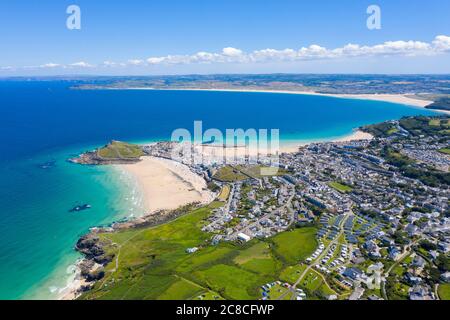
[
  {"x1": 97, "y1": 141, "x2": 145, "y2": 159},
  {"x1": 234, "y1": 242, "x2": 283, "y2": 276},
  {"x1": 192, "y1": 264, "x2": 262, "y2": 299},
  {"x1": 279, "y1": 264, "x2": 307, "y2": 284},
  {"x1": 328, "y1": 182, "x2": 353, "y2": 193},
  {"x1": 271, "y1": 228, "x2": 318, "y2": 264},
  {"x1": 429, "y1": 119, "x2": 441, "y2": 126},
  {"x1": 438, "y1": 283, "x2": 450, "y2": 300},
  {"x1": 298, "y1": 270, "x2": 336, "y2": 299},
  {"x1": 387, "y1": 128, "x2": 399, "y2": 135},
  {"x1": 213, "y1": 166, "x2": 248, "y2": 182},
  {"x1": 438, "y1": 148, "x2": 450, "y2": 155},
  {"x1": 79, "y1": 200, "x2": 319, "y2": 300},
  {"x1": 157, "y1": 277, "x2": 206, "y2": 300},
  {"x1": 236, "y1": 165, "x2": 289, "y2": 179}
]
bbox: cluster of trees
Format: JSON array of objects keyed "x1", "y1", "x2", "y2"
[{"x1": 399, "y1": 116, "x2": 449, "y2": 137}]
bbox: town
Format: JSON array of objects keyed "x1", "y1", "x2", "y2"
[{"x1": 143, "y1": 115, "x2": 449, "y2": 300}]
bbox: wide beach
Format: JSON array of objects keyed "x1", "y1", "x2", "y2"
[{"x1": 117, "y1": 156, "x2": 215, "y2": 214}]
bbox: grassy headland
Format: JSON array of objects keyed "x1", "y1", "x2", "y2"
[
  {"x1": 97, "y1": 141, "x2": 145, "y2": 159},
  {"x1": 70, "y1": 141, "x2": 145, "y2": 165}
]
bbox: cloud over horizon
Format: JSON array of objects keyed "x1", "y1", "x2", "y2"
[{"x1": 2, "y1": 35, "x2": 450, "y2": 73}]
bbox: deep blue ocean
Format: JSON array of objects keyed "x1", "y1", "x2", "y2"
[{"x1": 0, "y1": 80, "x2": 437, "y2": 299}]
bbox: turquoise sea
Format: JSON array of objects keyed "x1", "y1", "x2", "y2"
[{"x1": 0, "y1": 80, "x2": 437, "y2": 299}]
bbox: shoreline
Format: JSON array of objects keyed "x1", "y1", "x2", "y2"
[{"x1": 106, "y1": 86, "x2": 441, "y2": 110}]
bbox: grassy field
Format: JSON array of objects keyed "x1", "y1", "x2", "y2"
[
  {"x1": 236, "y1": 165, "x2": 289, "y2": 179},
  {"x1": 234, "y1": 242, "x2": 283, "y2": 277},
  {"x1": 298, "y1": 270, "x2": 336, "y2": 299},
  {"x1": 217, "y1": 185, "x2": 231, "y2": 201},
  {"x1": 429, "y1": 119, "x2": 441, "y2": 126},
  {"x1": 387, "y1": 128, "x2": 399, "y2": 135},
  {"x1": 157, "y1": 277, "x2": 206, "y2": 300},
  {"x1": 279, "y1": 264, "x2": 307, "y2": 284},
  {"x1": 271, "y1": 228, "x2": 317, "y2": 264},
  {"x1": 328, "y1": 182, "x2": 353, "y2": 193},
  {"x1": 438, "y1": 148, "x2": 450, "y2": 155},
  {"x1": 192, "y1": 264, "x2": 263, "y2": 299},
  {"x1": 97, "y1": 141, "x2": 145, "y2": 159},
  {"x1": 79, "y1": 200, "x2": 319, "y2": 300},
  {"x1": 438, "y1": 283, "x2": 450, "y2": 300},
  {"x1": 213, "y1": 166, "x2": 248, "y2": 182}
]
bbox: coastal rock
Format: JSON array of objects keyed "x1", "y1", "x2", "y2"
[
  {"x1": 85, "y1": 269, "x2": 105, "y2": 282},
  {"x1": 75, "y1": 234, "x2": 113, "y2": 263},
  {"x1": 93, "y1": 253, "x2": 114, "y2": 265},
  {"x1": 79, "y1": 259, "x2": 95, "y2": 276},
  {"x1": 79, "y1": 283, "x2": 95, "y2": 293}
]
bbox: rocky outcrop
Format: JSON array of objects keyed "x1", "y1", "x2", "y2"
[{"x1": 75, "y1": 234, "x2": 114, "y2": 265}]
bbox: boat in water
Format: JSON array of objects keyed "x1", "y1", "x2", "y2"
[{"x1": 69, "y1": 204, "x2": 92, "y2": 212}]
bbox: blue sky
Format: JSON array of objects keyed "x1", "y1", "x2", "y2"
[{"x1": 0, "y1": 0, "x2": 449, "y2": 75}]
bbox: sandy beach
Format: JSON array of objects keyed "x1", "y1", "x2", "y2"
[{"x1": 118, "y1": 156, "x2": 214, "y2": 214}]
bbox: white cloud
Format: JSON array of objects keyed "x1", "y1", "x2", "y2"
[
  {"x1": 147, "y1": 57, "x2": 167, "y2": 64},
  {"x1": 433, "y1": 35, "x2": 450, "y2": 51},
  {"x1": 40, "y1": 63, "x2": 61, "y2": 68},
  {"x1": 102, "y1": 61, "x2": 117, "y2": 67},
  {"x1": 127, "y1": 59, "x2": 144, "y2": 65},
  {"x1": 222, "y1": 47, "x2": 243, "y2": 57},
  {"x1": 142, "y1": 35, "x2": 450, "y2": 66},
  {"x1": 102, "y1": 61, "x2": 127, "y2": 67},
  {"x1": 69, "y1": 61, "x2": 93, "y2": 68},
  {"x1": 6, "y1": 35, "x2": 450, "y2": 72}
]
